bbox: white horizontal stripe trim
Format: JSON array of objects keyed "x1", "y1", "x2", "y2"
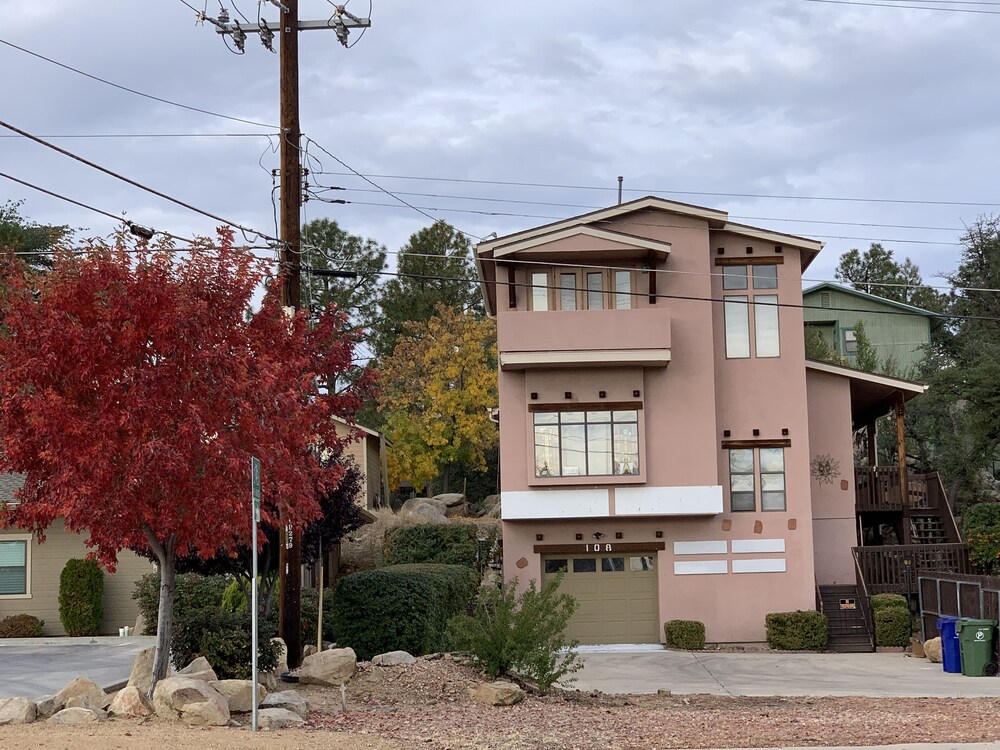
[
  {"x1": 732, "y1": 558, "x2": 787, "y2": 574},
  {"x1": 500, "y1": 349, "x2": 671, "y2": 369},
  {"x1": 501, "y1": 489, "x2": 609, "y2": 520},
  {"x1": 674, "y1": 560, "x2": 728, "y2": 575},
  {"x1": 731, "y1": 539, "x2": 786, "y2": 554},
  {"x1": 673, "y1": 540, "x2": 728, "y2": 556},
  {"x1": 616, "y1": 485, "x2": 723, "y2": 516}
]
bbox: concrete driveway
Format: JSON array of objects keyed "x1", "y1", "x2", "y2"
[
  {"x1": 572, "y1": 649, "x2": 1000, "y2": 698},
  {"x1": 0, "y1": 636, "x2": 155, "y2": 699}
]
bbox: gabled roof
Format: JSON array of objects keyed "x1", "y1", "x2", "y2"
[
  {"x1": 492, "y1": 225, "x2": 672, "y2": 258},
  {"x1": 803, "y1": 282, "x2": 939, "y2": 317},
  {"x1": 805, "y1": 359, "x2": 927, "y2": 429}
]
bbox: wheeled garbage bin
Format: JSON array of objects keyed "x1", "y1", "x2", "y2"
[
  {"x1": 937, "y1": 615, "x2": 961, "y2": 673},
  {"x1": 956, "y1": 618, "x2": 997, "y2": 677}
]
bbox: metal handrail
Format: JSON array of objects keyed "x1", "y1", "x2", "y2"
[{"x1": 852, "y1": 547, "x2": 876, "y2": 651}]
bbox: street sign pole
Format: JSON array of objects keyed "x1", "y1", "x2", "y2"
[{"x1": 250, "y1": 456, "x2": 262, "y2": 732}]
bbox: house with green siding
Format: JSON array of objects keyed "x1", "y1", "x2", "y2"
[{"x1": 802, "y1": 282, "x2": 934, "y2": 375}]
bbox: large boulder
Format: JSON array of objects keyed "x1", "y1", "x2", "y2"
[
  {"x1": 481, "y1": 494, "x2": 500, "y2": 519},
  {"x1": 372, "y1": 650, "x2": 416, "y2": 667},
  {"x1": 108, "y1": 687, "x2": 153, "y2": 719},
  {"x1": 257, "y1": 707, "x2": 306, "y2": 730},
  {"x1": 297, "y1": 647, "x2": 357, "y2": 686},
  {"x1": 411, "y1": 503, "x2": 449, "y2": 524},
  {"x1": 152, "y1": 676, "x2": 230, "y2": 726},
  {"x1": 126, "y1": 647, "x2": 156, "y2": 695},
  {"x1": 47, "y1": 707, "x2": 105, "y2": 725},
  {"x1": 272, "y1": 637, "x2": 289, "y2": 675},
  {"x1": 469, "y1": 681, "x2": 525, "y2": 707},
  {"x1": 924, "y1": 637, "x2": 943, "y2": 664},
  {"x1": 400, "y1": 496, "x2": 434, "y2": 513},
  {"x1": 208, "y1": 680, "x2": 266, "y2": 713},
  {"x1": 260, "y1": 690, "x2": 309, "y2": 720},
  {"x1": 34, "y1": 695, "x2": 58, "y2": 719},
  {"x1": 55, "y1": 677, "x2": 109, "y2": 711},
  {"x1": 176, "y1": 656, "x2": 218, "y2": 683},
  {"x1": 434, "y1": 493, "x2": 467, "y2": 517},
  {"x1": 0, "y1": 697, "x2": 37, "y2": 725}
]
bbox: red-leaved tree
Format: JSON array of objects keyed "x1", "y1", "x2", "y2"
[{"x1": 0, "y1": 231, "x2": 367, "y2": 695}]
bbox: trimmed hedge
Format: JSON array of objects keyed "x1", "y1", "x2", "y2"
[
  {"x1": 133, "y1": 572, "x2": 231, "y2": 635},
  {"x1": 664, "y1": 620, "x2": 706, "y2": 650},
  {"x1": 870, "y1": 593, "x2": 908, "y2": 612},
  {"x1": 171, "y1": 607, "x2": 279, "y2": 680},
  {"x1": 765, "y1": 610, "x2": 828, "y2": 651},
  {"x1": 330, "y1": 563, "x2": 477, "y2": 661},
  {"x1": 875, "y1": 607, "x2": 911, "y2": 647},
  {"x1": 0, "y1": 613, "x2": 44, "y2": 638},
  {"x1": 58, "y1": 559, "x2": 103, "y2": 636},
  {"x1": 383, "y1": 524, "x2": 480, "y2": 569}
]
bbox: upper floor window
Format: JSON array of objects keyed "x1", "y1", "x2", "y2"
[
  {"x1": 528, "y1": 268, "x2": 634, "y2": 311},
  {"x1": 724, "y1": 294, "x2": 780, "y2": 358},
  {"x1": 728, "y1": 446, "x2": 786, "y2": 512},
  {"x1": 0, "y1": 539, "x2": 28, "y2": 596},
  {"x1": 722, "y1": 264, "x2": 778, "y2": 291},
  {"x1": 531, "y1": 272, "x2": 549, "y2": 311},
  {"x1": 534, "y1": 409, "x2": 639, "y2": 478}
]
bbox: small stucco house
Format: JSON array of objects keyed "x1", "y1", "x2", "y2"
[
  {"x1": 802, "y1": 282, "x2": 934, "y2": 375},
  {"x1": 332, "y1": 417, "x2": 390, "y2": 511},
  {"x1": 0, "y1": 474, "x2": 154, "y2": 636},
  {"x1": 473, "y1": 196, "x2": 939, "y2": 648}
]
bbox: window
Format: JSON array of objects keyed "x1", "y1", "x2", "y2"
[
  {"x1": 601, "y1": 557, "x2": 625, "y2": 572},
  {"x1": 752, "y1": 265, "x2": 778, "y2": 289},
  {"x1": 722, "y1": 265, "x2": 748, "y2": 290},
  {"x1": 629, "y1": 555, "x2": 655, "y2": 572},
  {"x1": 544, "y1": 558, "x2": 567, "y2": 574},
  {"x1": 614, "y1": 271, "x2": 632, "y2": 309},
  {"x1": 559, "y1": 273, "x2": 577, "y2": 310},
  {"x1": 724, "y1": 296, "x2": 750, "y2": 358},
  {"x1": 531, "y1": 272, "x2": 549, "y2": 311},
  {"x1": 754, "y1": 295, "x2": 780, "y2": 358},
  {"x1": 586, "y1": 272, "x2": 604, "y2": 309},
  {"x1": 0, "y1": 539, "x2": 28, "y2": 596},
  {"x1": 534, "y1": 409, "x2": 640, "y2": 478},
  {"x1": 725, "y1": 293, "x2": 780, "y2": 359},
  {"x1": 528, "y1": 268, "x2": 634, "y2": 310},
  {"x1": 573, "y1": 558, "x2": 597, "y2": 573},
  {"x1": 728, "y1": 447, "x2": 787, "y2": 512},
  {"x1": 843, "y1": 328, "x2": 857, "y2": 354}
]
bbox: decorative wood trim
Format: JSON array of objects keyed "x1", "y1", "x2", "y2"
[
  {"x1": 721, "y1": 439, "x2": 791, "y2": 449},
  {"x1": 647, "y1": 250, "x2": 657, "y2": 304},
  {"x1": 715, "y1": 256, "x2": 785, "y2": 267},
  {"x1": 506, "y1": 265, "x2": 516, "y2": 309},
  {"x1": 534, "y1": 542, "x2": 665, "y2": 554},
  {"x1": 529, "y1": 402, "x2": 642, "y2": 413}
]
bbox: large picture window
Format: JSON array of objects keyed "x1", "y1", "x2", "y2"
[
  {"x1": 534, "y1": 409, "x2": 639, "y2": 478},
  {"x1": 0, "y1": 539, "x2": 28, "y2": 596}
]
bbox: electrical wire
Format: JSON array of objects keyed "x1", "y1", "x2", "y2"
[
  {"x1": 0, "y1": 37, "x2": 276, "y2": 129},
  {"x1": 798, "y1": 0, "x2": 1000, "y2": 13},
  {"x1": 0, "y1": 133, "x2": 276, "y2": 139}
]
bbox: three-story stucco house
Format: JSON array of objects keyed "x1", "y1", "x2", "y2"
[{"x1": 474, "y1": 196, "x2": 949, "y2": 648}]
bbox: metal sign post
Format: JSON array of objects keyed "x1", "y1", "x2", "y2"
[{"x1": 250, "y1": 456, "x2": 262, "y2": 732}]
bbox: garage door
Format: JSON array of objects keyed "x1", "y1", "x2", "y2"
[{"x1": 541, "y1": 553, "x2": 659, "y2": 644}]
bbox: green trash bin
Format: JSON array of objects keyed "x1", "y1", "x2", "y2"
[{"x1": 956, "y1": 618, "x2": 997, "y2": 676}]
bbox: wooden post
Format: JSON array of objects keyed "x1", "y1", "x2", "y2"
[
  {"x1": 896, "y1": 394, "x2": 911, "y2": 545},
  {"x1": 866, "y1": 420, "x2": 877, "y2": 467}
]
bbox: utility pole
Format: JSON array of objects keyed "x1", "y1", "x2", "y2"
[{"x1": 185, "y1": 1, "x2": 370, "y2": 671}]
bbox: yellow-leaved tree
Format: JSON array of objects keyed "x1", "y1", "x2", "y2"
[{"x1": 380, "y1": 305, "x2": 497, "y2": 495}]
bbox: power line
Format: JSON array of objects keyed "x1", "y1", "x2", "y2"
[
  {"x1": 1, "y1": 119, "x2": 279, "y2": 245},
  {"x1": 798, "y1": 0, "x2": 1000, "y2": 13},
  {"x1": 0, "y1": 133, "x2": 275, "y2": 139},
  {"x1": 0, "y1": 37, "x2": 277, "y2": 129}
]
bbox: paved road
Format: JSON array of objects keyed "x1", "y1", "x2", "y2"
[
  {"x1": 0, "y1": 636, "x2": 155, "y2": 698},
  {"x1": 572, "y1": 649, "x2": 1000, "y2": 697}
]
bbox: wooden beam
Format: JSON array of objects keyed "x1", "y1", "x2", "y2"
[
  {"x1": 714, "y1": 256, "x2": 786, "y2": 266},
  {"x1": 866, "y1": 420, "x2": 877, "y2": 467},
  {"x1": 506, "y1": 265, "x2": 517, "y2": 309},
  {"x1": 721, "y1": 439, "x2": 791, "y2": 449},
  {"x1": 647, "y1": 250, "x2": 657, "y2": 304},
  {"x1": 897, "y1": 393, "x2": 911, "y2": 544},
  {"x1": 534, "y1": 542, "x2": 665, "y2": 555}
]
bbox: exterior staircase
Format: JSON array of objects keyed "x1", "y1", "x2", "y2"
[
  {"x1": 819, "y1": 585, "x2": 872, "y2": 653},
  {"x1": 911, "y1": 514, "x2": 947, "y2": 544}
]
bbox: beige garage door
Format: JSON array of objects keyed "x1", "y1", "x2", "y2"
[{"x1": 541, "y1": 552, "x2": 659, "y2": 644}]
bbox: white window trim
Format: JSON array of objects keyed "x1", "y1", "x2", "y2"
[{"x1": 0, "y1": 533, "x2": 32, "y2": 600}]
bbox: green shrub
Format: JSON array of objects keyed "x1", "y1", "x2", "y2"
[
  {"x1": 58, "y1": 559, "x2": 103, "y2": 636},
  {"x1": 664, "y1": 620, "x2": 706, "y2": 650},
  {"x1": 383, "y1": 524, "x2": 480, "y2": 569},
  {"x1": 964, "y1": 502, "x2": 1000, "y2": 575},
  {"x1": 330, "y1": 564, "x2": 476, "y2": 661},
  {"x1": 0, "y1": 613, "x2": 44, "y2": 638},
  {"x1": 133, "y1": 572, "x2": 231, "y2": 635},
  {"x1": 870, "y1": 593, "x2": 908, "y2": 612},
  {"x1": 875, "y1": 607, "x2": 911, "y2": 647},
  {"x1": 171, "y1": 607, "x2": 279, "y2": 679},
  {"x1": 448, "y1": 573, "x2": 582, "y2": 693},
  {"x1": 765, "y1": 610, "x2": 828, "y2": 651}
]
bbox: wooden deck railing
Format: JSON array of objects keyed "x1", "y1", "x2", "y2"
[
  {"x1": 855, "y1": 467, "x2": 904, "y2": 511},
  {"x1": 854, "y1": 544, "x2": 970, "y2": 594},
  {"x1": 852, "y1": 548, "x2": 875, "y2": 650}
]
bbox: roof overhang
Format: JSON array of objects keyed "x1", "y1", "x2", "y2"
[
  {"x1": 713, "y1": 222, "x2": 824, "y2": 270},
  {"x1": 805, "y1": 360, "x2": 927, "y2": 430}
]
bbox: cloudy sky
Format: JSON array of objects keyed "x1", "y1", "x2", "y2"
[{"x1": 2, "y1": 0, "x2": 998, "y2": 289}]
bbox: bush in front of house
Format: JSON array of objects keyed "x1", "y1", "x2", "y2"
[
  {"x1": 875, "y1": 606, "x2": 912, "y2": 647},
  {"x1": 0, "y1": 613, "x2": 44, "y2": 638},
  {"x1": 448, "y1": 572, "x2": 582, "y2": 693},
  {"x1": 133, "y1": 572, "x2": 231, "y2": 634},
  {"x1": 870, "y1": 593, "x2": 908, "y2": 612},
  {"x1": 58, "y1": 558, "x2": 104, "y2": 636},
  {"x1": 664, "y1": 620, "x2": 706, "y2": 650},
  {"x1": 383, "y1": 523, "x2": 480, "y2": 569},
  {"x1": 765, "y1": 610, "x2": 828, "y2": 651},
  {"x1": 171, "y1": 606, "x2": 279, "y2": 680},
  {"x1": 330, "y1": 563, "x2": 477, "y2": 661}
]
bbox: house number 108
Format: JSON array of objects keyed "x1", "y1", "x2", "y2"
[{"x1": 585, "y1": 543, "x2": 613, "y2": 552}]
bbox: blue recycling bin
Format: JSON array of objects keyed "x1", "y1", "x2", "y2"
[{"x1": 937, "y1": 616, "x2": 962, "y2": 673}]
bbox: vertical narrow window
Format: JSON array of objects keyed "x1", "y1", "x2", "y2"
[
  {"x1": 531, "y1": 272, "x2": 549, "y2": 311},
  {"x1": 587, "y1": 272, "x2": 604, "y2": 309},
  {"x1": 760, "y1": 448, "x2": 786, "y2": 510},
  {"x1": 724, "y1": 296, "x2": 750, "y2": 358},
  {"x1": 612, "y1": 410, "x2": 639, "y2": 475},
  {"x1": 533, "y1": 412, "x2": 560, "y2": 477},
  {"x1": 754, "y1": 295, "x2": 780, "y2": 358},
  {"x1": 752, "y1": 264, "x2": 778, "y2": 289},
  {"x1": 722, "y1": 265, "x2": 748, "y2": 290},
  {"x1": 560, "y1": 412, "x2": 586, "y2": 477},
  {"x1": 559, "y1": 273, "x2": 577, "y2": 310},
  {"x1": 585, "y1": 411, "x2": 612, "y2": 476},
  {"x1": 614, "y1": 271, "x2": 632, "y2": 309},
  {"x1": 0, "y1": 540, "x2": 27, "y2": 596},
  {"x1": 729, "y1": 449, "x2": 755, "y2": 511}
]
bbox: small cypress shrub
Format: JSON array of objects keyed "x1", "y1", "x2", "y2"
[
  {"x1": 765, "y1": 610, "x2": 828, "y2": 651},
  {"x1": 664, "y1": 620, "x2": 706, "y2": 650},
  {"x1": 875, "y1": 607, "x2": 911, "y2": 647},
  {"x1": 870, "y1": 593, "x2": 908, "y2": 612},
  {"x1": 58, "y1": 558, "x2": 103, "y2": 636},
  {"x1": 0, "y1": 613, "x2": 44, "y2": 638}
]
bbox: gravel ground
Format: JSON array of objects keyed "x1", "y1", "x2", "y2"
[{"x1": 3, "y1": 658, "x2": 1000, "y2": 750}]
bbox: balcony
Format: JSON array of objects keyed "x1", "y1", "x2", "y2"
[{"x1": 497, "y1": 308, "x2": 671, "y2": 370}]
